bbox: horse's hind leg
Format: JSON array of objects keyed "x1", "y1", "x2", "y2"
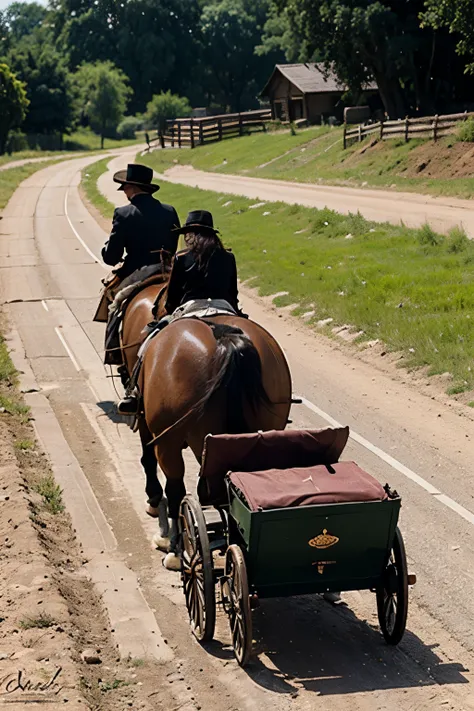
[
  {"x1": 138, "y1": 420, "x2": 169, "y2": 540},
  {"x1": 153, "y1": 441, "x2": 185, "y2": 571}
]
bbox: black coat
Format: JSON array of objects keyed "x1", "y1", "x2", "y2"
[
  {"x1": 165, "y1": 248, "x2": 239, "y2": 314},
  {"x1": 102, "y1": 193, "x2": 179, "y2": 278}
]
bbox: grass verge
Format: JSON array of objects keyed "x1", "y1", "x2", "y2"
[
  {"x1": 85, "y1": 157, "x2": 474, "y2": 397},
  {"x1": 82, "y1": 158, "x2": 116, "y2": 221},
  {"x1": 142, "y1": 127, "x2": 474, "y2": 199},
  {"x1": 0, "y1": 160, "x2": 59, "y2": 210}
]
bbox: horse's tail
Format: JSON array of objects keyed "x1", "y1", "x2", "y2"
[{"x1": 191, "y1": 324, "x2": 272, "y2": 433}]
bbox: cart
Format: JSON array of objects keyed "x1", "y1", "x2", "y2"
[{"x1": 178, "y1": 427, "x2": 416, "y2": 667}]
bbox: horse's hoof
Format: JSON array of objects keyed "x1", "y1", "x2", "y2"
[
  {"x1": 323, "y1": 591, "x2": 342, "y2": 604},
  {"x1": 152, "y1": 533, "x2": 170, "y2": 552},
  {"x1": 163, "y1": 552, "x2": 181, "y2": 571},
  {"x1": 146, "y1": 505, "x2": 160, "y2": 518}
]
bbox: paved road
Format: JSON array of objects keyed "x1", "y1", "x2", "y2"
[
  {"x1": 162, "y1": 164, "x2": 474, "y2": 237},
  {"x1": 2, "y1": 153, "x2": 474, "y2": 710}
]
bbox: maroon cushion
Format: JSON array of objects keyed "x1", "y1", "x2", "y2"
[
  {"x1": 228, "y1": 461, "x2": 388, "y2": 511},
  {"x1": 197, "y1": 427, "x2": 350, "y2": 506}
]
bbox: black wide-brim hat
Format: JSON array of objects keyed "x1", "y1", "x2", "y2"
[
  {"x1": 173, "y1": 209, "x2": 219, "y2": 234},
  {"x1": 113, "y1": 163, "x2": 160, "y2": 193}
]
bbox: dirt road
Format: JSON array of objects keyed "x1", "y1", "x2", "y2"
[
  {"x1": 162, "y1": 164, "x2": 474, "y2": 237},
  {"x1": 2, "y1": 153, "x2": 474, "y2": 709}
]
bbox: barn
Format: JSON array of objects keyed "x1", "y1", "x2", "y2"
[{"x1": 260, "y1": 63, "x2": 378, "y2": 124}]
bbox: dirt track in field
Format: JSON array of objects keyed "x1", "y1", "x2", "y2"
[
  {"x1": 161, "y1": 163, "x2": 474, "y2": 237},
  {"x1": 1, "y1": 152, "x2": 474, "y2": 709}
]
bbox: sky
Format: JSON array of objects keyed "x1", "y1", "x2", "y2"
[{"x1": 0, "y1": 0, "x2": 47, "y2": 10}]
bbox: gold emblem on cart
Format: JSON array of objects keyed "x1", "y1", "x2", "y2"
[{"x1": 308, "y1": 529, "x2": 339, "y2": 549}]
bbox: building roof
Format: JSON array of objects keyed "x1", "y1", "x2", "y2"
[{"x1": 260, "y1": 63, "x2": 377, "y2": 96}]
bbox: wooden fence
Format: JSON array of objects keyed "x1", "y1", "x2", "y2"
[
  {"x1": 149, "y1": 109, "x2": 272, "y2": 150},
  {"x1": 343, "y1": 111, "x2": 474, "y2": 149}
]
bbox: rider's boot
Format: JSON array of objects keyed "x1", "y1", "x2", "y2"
[{"x1": 117, "y1": 395, "x2": 140, "y2": 415}]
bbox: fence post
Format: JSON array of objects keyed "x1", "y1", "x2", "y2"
[
  {"x1": 177, "y1": 122, "x2": 182, "y2": 148},
  {"x1": 159, "y1": 130, "x2": 165, "y2": 149},
  {"x1": 218, "y1": 118, "x2": 223, "y2": 141},
  {"x1": 190, "y1": 119, "x2": 195, "y2": 149},
  {"x1": 239, "y1": 113, "x2": 243, "y2": 136},
  {"x1": 358, "y1": 124, "x2": 362, "y2": 142},
  {"x1": 433, "y1": 114, "x2": 439, "y2": 142},
  {"x1": 380, "y1": 118, "x2": 384, "y2": 140},
  {"x1": 404, "y1": 116, "x2": 409, "y2": 142},
  {"x1": 343, "y1": 123, "x2": 347, "y2": 150},
  {"x1": 170, "y1": 126, "x2": 175, "y2": 148}
]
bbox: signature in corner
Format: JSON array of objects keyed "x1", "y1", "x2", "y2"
[{"x1": 0, "y1": 667, "x2": 63, "y2": 700}]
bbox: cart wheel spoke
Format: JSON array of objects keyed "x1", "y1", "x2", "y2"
[
  {"x1": 225, "y1": 545, "x2": 252, "y2": 667},
  {"x1": 179, "y1": 495, "x2": 216, "y2": 643}
]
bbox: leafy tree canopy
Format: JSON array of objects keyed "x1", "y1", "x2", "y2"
[
  {"x1": 73, "y1": 61, "x2": 132, "y2": 147},
  {"x1": 145, "y1": 90, "x2": 191, "y2": 132},
  {"x1": 0, "y1": 62, "x2": 29, "y2": 154}
]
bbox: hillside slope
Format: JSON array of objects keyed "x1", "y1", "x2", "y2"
[{"x1": 145, "y1": 127, "x2": 474, "y2": 199}]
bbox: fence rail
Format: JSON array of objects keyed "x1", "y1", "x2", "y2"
[
  {"x1": 149, "y1": 109, "x2": 272, "y2": 150},
  {"x1": 343, "y1": 110, "x2": 474, "y2": 149}
]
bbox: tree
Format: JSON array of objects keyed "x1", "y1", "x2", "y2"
[
  {"x1": 268, "y1": 0, "x2": 464, "y2": 118},
  {"x1": 8, "y1": 45, "x2": 75, "y2": 136},
  {"x1": 0, "y1": 63, "x2": 29, "y2": 154},
  {"x1": 198, "y1": 0, "x2": 282, "y2": 111},
  {"x1": 422, "y1": 1, "x2": 474, "y2": 72},
  {"x1": 72, "y1": 61, "x2": 132, "y2": 147},
  {"x1": 3, "y1": 2, "x2": 48, "y2": 44},
  {"x1": 51, "y1": 0, "x2": 201, "y2": 113},
  {"x1": 145, "y1": 91, "x2": 191, "y2": 132}
]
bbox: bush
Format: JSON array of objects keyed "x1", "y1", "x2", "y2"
[
  {"x1": 417, "y1": 223, "x2": 439, "y2": 246},
  {"x1": 446, "y1": 226, "x2": 470, "y2": 253},
  {"x1": 145, "y1": 91, "x2": 191, "y2": 132},
  {"x1": 5, "y1": 130, "x2": 29, "y2": 153},
  {"x1": 117, "y1": 115, "x2": 142, "y2": 139},
  {"x1": 457, "y1": 117, "x2": 474, "y2": 143}
]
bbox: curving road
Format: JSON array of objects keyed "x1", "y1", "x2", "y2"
[
  {"x1": 162, "y1": 164, "x2": 474, "y2": 237},
  {"x1": 1, "y1": 152, "x2": 474, "y2": 710}
]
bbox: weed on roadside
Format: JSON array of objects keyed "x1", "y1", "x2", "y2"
[
  {"x1": 0, "y1": 394, "x2": 30, "y2": 421},
  {"x1": 14, "y1": 439, "x2": 35, "y2": 451},
  {"x1": 33, "y1": 475, "x2": 64, "y2": 514},
  {"x1": 20, "y1": 613, "x2": 56, "y2": 630},
  {"x1": 99, "y1": 679, "x2": 129, "y2": 693}
]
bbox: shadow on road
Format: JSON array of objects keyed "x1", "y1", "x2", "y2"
[{"x1": 209, "y1": 593, "x2": 469, "y2": 697}]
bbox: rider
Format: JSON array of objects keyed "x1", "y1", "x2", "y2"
[
  {"x1": 117, "y1": 209, "x2": 240, "y2": 413},
  {"x1": 101, "y1": 163, "x2": 180, "y2": 366},
  {"x1": 165, "y1": 209, "x2": 239, "y2": 314}
]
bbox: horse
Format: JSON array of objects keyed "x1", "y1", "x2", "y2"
[{"x1": 134, "y1": 313, "x2": 292, "y2": 569}]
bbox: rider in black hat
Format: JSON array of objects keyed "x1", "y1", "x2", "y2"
[
  {"x1": 117, "y1": 210, "x2": 241, "y2": 414},
  {"x1": 164, "y1": 210, "x2": 239, "y2": 314},
  {"x1": 102, "y1": 163, "x2": 180, "y2": 279}
]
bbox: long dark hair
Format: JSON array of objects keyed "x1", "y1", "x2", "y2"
[{"x1": 184, "y1": 229, "x2": 225, "y2": 273}]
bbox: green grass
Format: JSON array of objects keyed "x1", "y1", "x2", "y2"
[
  {"x1": 81, "y1": 158, "x2": 116, "y2": 220},
  {"x1": 33, "y1": 475, "x2": 64, "y2": 514},
  {"x1": 14, "y1": 439, "x2": 35, "y2": 451},
  {"x1": 143, "y1": 128, "x2": 474, "y2": 199},
  {"x1": 65, "y1": 127, "x2": 144, "y2": 152},
  {"x1": 0, "y1": 160, "x2": 60, "y2": 210},
  {"x1": 83, "y1": 156, "x2": 474, "y2": 397},
  {"x1": 20, "y1": 613, "x2": 56, "y2": 630}
]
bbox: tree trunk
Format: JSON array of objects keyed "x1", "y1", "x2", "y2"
[
  {"x1": 0, "y1": 130, "x2": 7, "y2": 156},
  {"x1": 374, "y1": 73, "x2": 406, "y2": 119},
  {"x1": 101, "y1": 133, "x2": 104, "y2": 149}
]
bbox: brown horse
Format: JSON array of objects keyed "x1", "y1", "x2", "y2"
[{"x1": 135, "y1": 314, "x2": 292, "y2": 569}]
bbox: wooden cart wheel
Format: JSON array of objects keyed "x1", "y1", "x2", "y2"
[
  {"x1": 377, "y1": 527, "x2": 408, "y2": 645},
  {"x1": 224, "y1": 544, "x2": 252, "y2": 667},
  {"x1": 179, "y1": 494, "x2": 216, "y2": 643}
]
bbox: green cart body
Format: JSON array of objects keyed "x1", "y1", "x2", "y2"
[
  {"x1": 228, "y1": 487, "x2": 401, "y2": 598},
  {"x1": 179, "y1": 427, "x2": 414, "y2": 667}
]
